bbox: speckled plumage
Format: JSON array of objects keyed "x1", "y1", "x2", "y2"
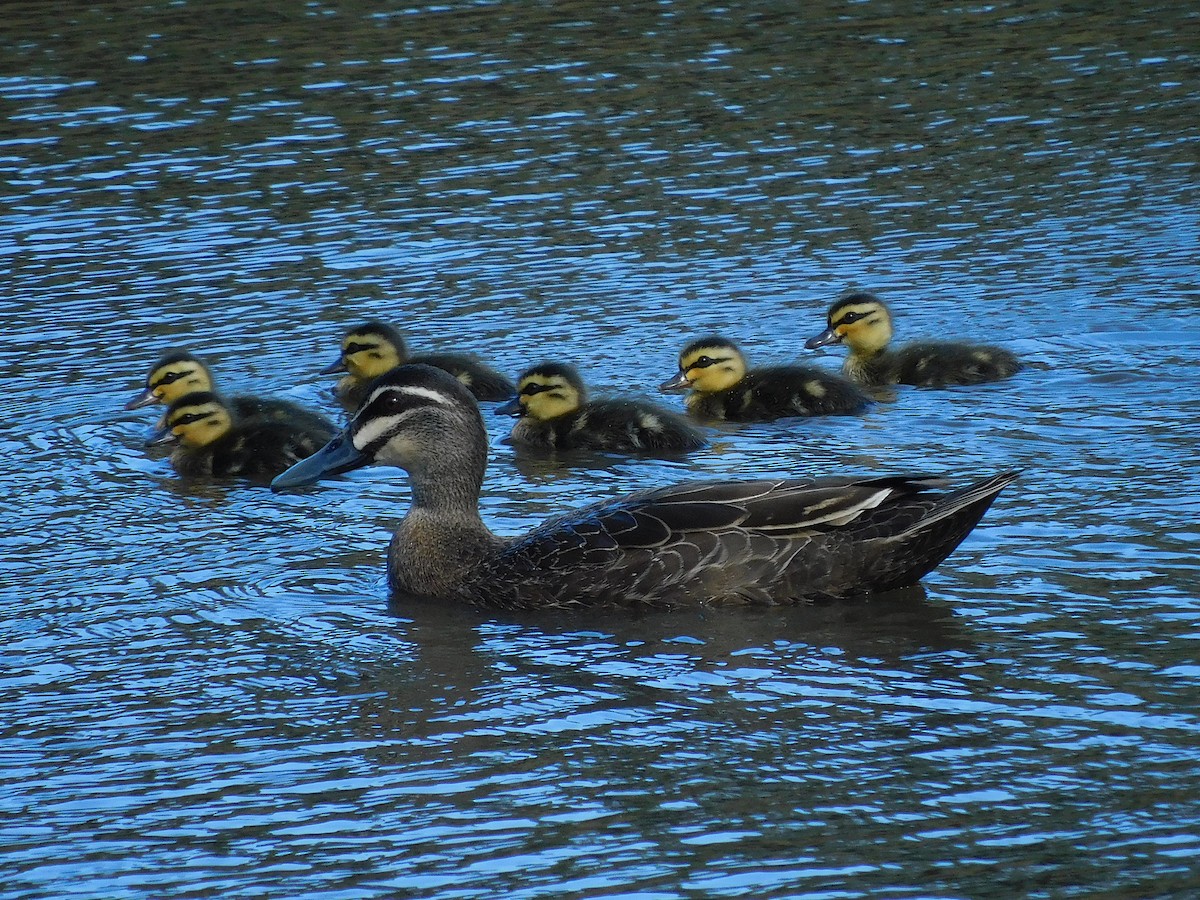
[
  {"x1": 272, "y1": 366, "x2": 1016, "y2": 609},
  {"x1": 153, "y1": 391, "x2": 336, "y2": 482},
  {"x1": 807, "y1": 292, "x2": 1020, "y2": 387},
  {"x1": 662, "y1": 337, "x2": 870, "y2": 422},
  {"x1": 502, "y1": 362, "x2": 707, "y2": 453}
]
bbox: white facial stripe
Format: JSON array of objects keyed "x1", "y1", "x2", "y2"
[
  {"x1": 353, "y1": 414, "x2": 401, "y2": 449},
  {"x1": 362, "y1": 384, "x2": 455, "y2": 408}
]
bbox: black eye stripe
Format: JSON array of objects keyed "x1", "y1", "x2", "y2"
[{"x1": 687, "y1": 355, "x2": 730, "y2": 370}]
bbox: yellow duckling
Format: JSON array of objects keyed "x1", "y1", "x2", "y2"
[
  {"x1": 660, "y1": 336, "x2": 870, "y2": 421},
  {"x1": 805, "y1": 292, "x2": 1020, "y2": 387},
  {"x1": 321, "y1": 321, "x2": 515, "y2": 410},
  {"x1": 126, "y1": 349, "x2": 333, "y2": 432},
  {"x1": 147, "y1": 391, "x2": 335, "y2": 481},
  {"x1": 498, "y1": 362, "x2": 708, "y2": 453}
]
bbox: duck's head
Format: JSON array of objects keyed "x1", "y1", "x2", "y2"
[
  {"x1": 497, "y1": 363, "x2": 585, "y2": 420},
  {"x1": 126, "y1": 350, "x2": 215, "y2": 410},
  {"x1": 147, "y1": 391, "x2": 233, "y2": 449},
  {"x1": 321, "y1": 321, "x2": 408, "y2": 381},
  {"x1": 659, "y1": 337, "x2": 747, "y2": 394},
  {"x1": 273, "y1": 365, "x2": 487, "y2": 504},
  {"x1": 805, "y1": 292, "x2": 894, "y2": 354}
]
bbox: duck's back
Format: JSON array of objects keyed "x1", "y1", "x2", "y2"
[
  {"x1": 887, "y1": 342, "x2": 1020, "y2": 387},
  {"x1": 413, "y1": 352, "x2": 515, "y2": 401},
  {"x1": 414, "y1": 472, "x2": 1013, "y2": 608}
]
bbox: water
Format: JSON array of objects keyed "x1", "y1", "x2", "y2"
[{"x1": 3, "y1": 0, "x2": 1198, "y2": 896}]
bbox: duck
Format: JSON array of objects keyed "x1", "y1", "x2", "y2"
[
  {"x1": 321, "y1": 320, "x2": 515, "y2": 409},
  {"x1": 148, "y1": 391, "x2": 336, "y2": 481},
  {"x1": 271, "y1": 365, "x2": 1017, "y2": 608},
  {"x1": 659, "y1": 336, "x2": 870, "y2": 421},
  {"x1": 126, "y1": 349, "x2": 334, "y2": 433},
  {"x1": 497, "y1": 362, "x2": 708, "y2": 453},
  {"x1": 805, "y1": 292, "x2": 1021, "y2": 387}
]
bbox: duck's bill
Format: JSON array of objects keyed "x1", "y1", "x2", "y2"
[
  {"x1": 125, "y1": 387, "x2": 158, "y2": 410},
  {"x1": 495, "y1": 397, "x2": 523, "y2": 417},
  {"x1": 271, "y1": 432, "x2": 368, "y2": 491},
  {"x1": 145, "y1": 425, "x2": 178, "y2": 447},
  {"x1": 658, "y1": 372, "x2": 691, "y2": 393},
  {"x1": 804, "y1": 327, "x2": 843, "y2": 349},
  {"x1": 318, "y1": 356, "x2": 348, "y2": 375}
]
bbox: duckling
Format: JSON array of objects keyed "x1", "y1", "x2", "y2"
[
  {"x1": 272, "y1": 365, "x2": 1016, "y2": 608},
  {"x1": 321, "y1": 321, "x2": 515, "y2": 409},
  {"x1": 497, "y1": 362, "x2": 708, "y2": 453},
  {"x1": 148, "y1": 391, "x2": 336, "y2": 481},
  {"x1": 126, "y1": 349, "x2": 334, "y2": 433},
  {"x1": 659, "y1": 336, "x2": 870, "y2": 421},
  {"x1": 805, "y1": 292, "x2": 1021, "y2": 387}
]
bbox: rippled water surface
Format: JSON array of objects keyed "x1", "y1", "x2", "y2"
[{"x1": 3, "y1": 1, "x2": 1199, "y2": 897}]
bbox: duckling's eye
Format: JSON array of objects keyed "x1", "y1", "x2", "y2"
[
  {"x1": 155, "y1": 371, "x2": 186, "y2": 386},
  {"x1": 838, "y1": 312, "x2": 861, "y2": 325},
  {"x1": 691, "y1": 356, "x2": 715, "y2": 369},
  {"x1": 521, "y1": 383, "x2": 548, "y2": 396}
]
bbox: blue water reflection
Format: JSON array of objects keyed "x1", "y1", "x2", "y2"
[{"x1": 3, "y1": 0, "x2": 1199, "y2": 897}]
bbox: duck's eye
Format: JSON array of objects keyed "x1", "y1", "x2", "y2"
[
  {"x1": 521, "y1": 383, "x2": 547, "y2": 396},
  {"x1": 690, "y1": 356, "x2": 715, "y2": 369},
  {"x1": 838, "y1": 312, "x2": 861, "y2": 325}
]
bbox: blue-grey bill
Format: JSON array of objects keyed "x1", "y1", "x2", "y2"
[
  {"x1": 126, "y1": 387, "x2": 157, "y2": 410},
  {"x1": 318, "y1": 356, "x2": 347, "y2": 375},
  {"x1": 658, "y1": 371, "x2": 691, "y2": 393},
  {"x1": 804, "y1": 327, "x2": 842, "y2": 349},
  {"x1": 495, "y1": 396, "x2": 522, "y2": 417},
  {"x1": 271, "y1": 433, "x2": 368, "y2": 491}
]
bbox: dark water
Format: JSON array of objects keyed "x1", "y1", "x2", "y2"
[{"x1": 3, "y1": 1, "x2": 1198, "y2": 897}]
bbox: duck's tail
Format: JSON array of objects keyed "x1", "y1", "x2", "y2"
[{"x1": 871, "y1": 470, "x2": 1020, "y2": 593}]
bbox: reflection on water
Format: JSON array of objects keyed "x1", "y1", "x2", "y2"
[{"x1": 3, "y1": 0, "x2": 1199, "y2": 897}]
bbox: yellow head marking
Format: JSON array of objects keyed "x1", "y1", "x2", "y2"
[
  {"x1": 165, "y1": 396, "x2": 232, "y2": 448},
  {"x1": 829, "y1": 299, "x2": 893, "y2": 355},
  {"x1": 517, "y1": 370, "x2": 582, "y2": 421},
  {"x1": 678, "y1": 342, "x2": 746, "y2": 394},
  {"x1": 341, "y1": 330, "x2": 404, "y2": 380},
  {"x1": 147, "y1": 359, "x2": 213, "y2": 405}
]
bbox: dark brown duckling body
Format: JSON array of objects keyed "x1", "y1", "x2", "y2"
[
  {"x1": 806, "y1": 292, "x2": 1020, "y2": 387},
  {"x1": 150, "y1": 391, "x2": 336, "y2": 482},
  {"x1": 500, "y1": 362, "x2": 707, "y2": 453},
  {"x1": 660, "y1": 337, "x2": 869, "y2": 422}
]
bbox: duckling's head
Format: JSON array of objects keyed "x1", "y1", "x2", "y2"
[
  {"x1": 659, "y1": 337, "x2": 747, "y2": 394},
  {"x1": 148, "y1": 391, "x2": 233, "y2": 449},
  {"x1": 126, "y1": 350, "x2": 215, "y2": 410},
  {"x1": 273, "y1": 365, "x2": 487, "y2": 505},
  {"x1": 805, "y1": 292, "x2": 894, "y2": 355},
  {"x1": 497, "y1": 363, "x2": 586, "y2": 421},
  {"x1": 321, "y1": 321, "x2": 408, "y2": 380}
]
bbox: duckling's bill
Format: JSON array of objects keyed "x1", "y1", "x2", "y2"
[
  {"x1": 145, "y1": 423, "x2": 178, "y2": 447},
  {"x1": 125, "y1": 386, "x2": 159, "y2": 410},
  {"x1": 659, "y1": 371, "x2": 691, "y2": 392},
  {"x1": 319, "y1": 356, "x2": 348, "y2": 375},
  {"x1": 271, "y1": 432, "x2": 368, "y2": 491},
  {"x1": 495, "y1": 396, "x2": 523, "y2": 417},
  {"x1": 804, "y1": 326, "x2": 843, "y2": 349}
]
